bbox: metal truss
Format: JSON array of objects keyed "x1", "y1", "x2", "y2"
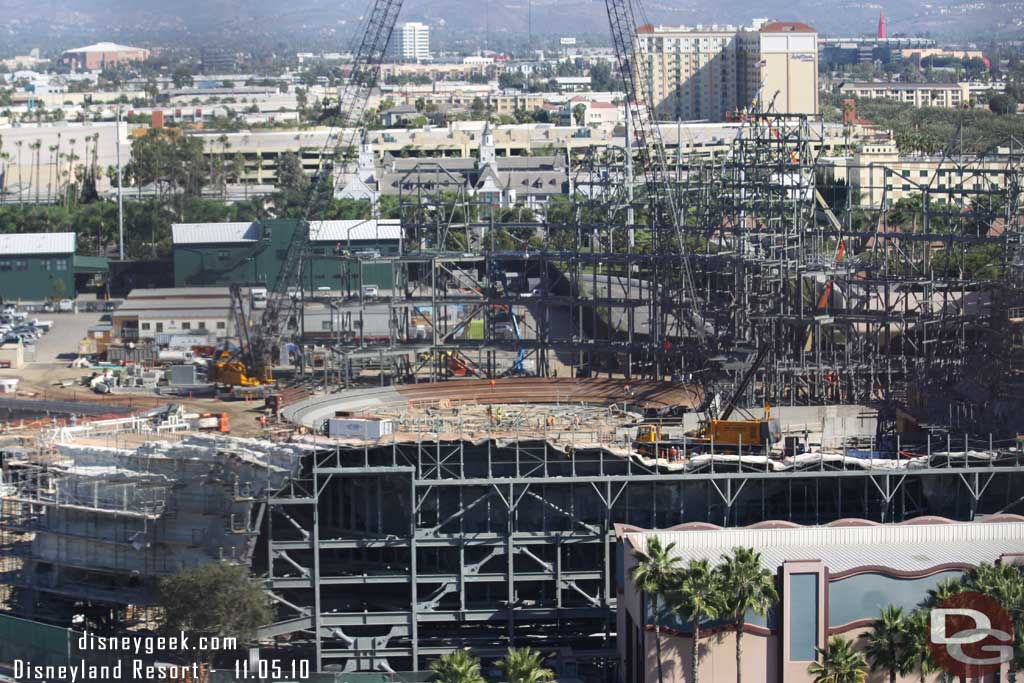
[{"x1": 261, "y1": 440, "x2": 1024, "y2": 673}]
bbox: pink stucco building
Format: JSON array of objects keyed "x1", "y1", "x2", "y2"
[{"x1": 617, "y1": 516, "x2": 1024, "y2": 683}]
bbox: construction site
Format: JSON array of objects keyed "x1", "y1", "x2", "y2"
[{"x1": 1, "y1": 0, "x2": 1024, "y2": 680}]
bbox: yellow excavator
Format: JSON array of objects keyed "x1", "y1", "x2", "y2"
[
  {"x1": 213, "y1": 358, "x2": 268, "y2": 387},
  {"x1": 211, "y1": 286, "x2": 276, "y2": 394},
  {"x1": 635, "y1": 345, "x2": 781, "y2": 456}
]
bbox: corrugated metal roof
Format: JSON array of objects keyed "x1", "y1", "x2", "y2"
[
  {"x1": 0, "y1": 232, "x2": 75, "y2": 255},
  {"x1": 171, "y1": 223, "x2": 261, "y2": 245},
  {"x1": 309, "y1": 219, "x2": 402, "y2": 242},
  {"x1": 626, "y1": 521, "x2": 1024, "y2": 574}
]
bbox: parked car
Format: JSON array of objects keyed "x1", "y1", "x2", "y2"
[{"x1": 58, "y1": 299, "x2": 75, "y2": 312}]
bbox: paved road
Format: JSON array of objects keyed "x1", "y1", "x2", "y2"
[{"x1": 28, "y1": 311, "x2": 104, "y2": 364}]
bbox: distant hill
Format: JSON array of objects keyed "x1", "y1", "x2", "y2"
[{"x1": 0, "y1": 0, "x2": 1016, "y2": 57}]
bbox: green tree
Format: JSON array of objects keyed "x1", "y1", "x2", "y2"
[
  {"x1": 902, "y1": 609, "x2": 937, "y2": 683},
  {"x1": 172, "y1": 66, "x2": 194, "y2": 89},
  {"x1": 573, "y1": 103, "x2": 587, "y2": 127},
  {"x1": 429, "y1": 650, "x2": 485, "y2": 683},
  {"x1": 924, "y1": 576, "x2": 966, "y2": 607},
  {"x1": 965, "y1": 562, "x2": 1024, "y2": 672},
  {"x1": 862, "y1": 605, "x2": 910, "y2": 683},
  {"x1": 276, "y1": 152, "x2": 308, "y2": 193},
  {"x1": 471, "y1": 97, "x2": 487, "y2": 118},
  {"x1": 630, "y1": 536, "x2": 681, "y2": 683},
  {"x1": 144, "y1": 78, "x2": 160, "y2": 105},
  {"x1": 718, "y1": 547, "x2": 778, "y2": 683},
  {"x1": 159, "y1": 563, "x2": 271, "y2": 664},
  {"x1": 989, "y1": 93, "x2": 1017, "y2": 115},
  {"x1": 668, "y1": 559, "x2": 724, "y2": 683},
  {"x1": 497, "y1": 647, "x2": 556, "y2": 683},
  {"x1": 807, "y1": 636, "x2": 868, "y2": 683}
]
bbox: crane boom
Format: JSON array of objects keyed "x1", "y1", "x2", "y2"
[
  {"x1": 605, "y1": 0, "x2": 706, "y2": 340},
  {"x1": 245, "y1": 0, "x2": 405, "y2": 381}
]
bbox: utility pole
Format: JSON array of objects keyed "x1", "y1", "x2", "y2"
[
  {"x1": 527, "y1": 0, "x2": 532, "y2": 54},
  {"x1": 116, "y1": 106, "x2": 125, "y2": 261}
]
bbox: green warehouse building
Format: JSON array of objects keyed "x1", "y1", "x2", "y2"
[
  {"x1": 172, "y1": 219, "x2": 401, "y2": 291},
  {"x1": 0, "y1": 233, "x2": 108, "y2": 302}
]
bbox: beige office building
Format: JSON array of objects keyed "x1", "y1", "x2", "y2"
[
  {"x1": 839, "y1": 82, "x2": 971, "y2": 109},
  {"x1": 635, "y1": 24, "x2": 741, "y2": 122},
  {"x1": 634, "y1": 20, "x2": 818, "y2": 122},
  {"x1": 826, "y1": 141, "x2": 1014, "y2": 207},
  {"x1": 739, "y1": 21, "x2": 819, "y2": 116}
]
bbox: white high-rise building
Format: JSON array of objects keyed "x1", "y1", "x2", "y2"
[{"x1": 398, "y1": 22, "x2": 431, "y2": 62}]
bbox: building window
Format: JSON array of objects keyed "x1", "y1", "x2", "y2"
[
  {"x1": 41, "y1": 260, "x2": 51, "y2": 271},
  {"x1": 218, "y1": 250, "x2": 230, "y2": 259},
  {"x1": 321, "y1": 321, "x2": 332, "y2": 331},
  {"x1": 182, "y1": 322, "x2": 191, "y2": 330},
  {"x1": 216, "y1": 321, "x2": 226, "y2": 329},
  {"x1": 790, "y1": 573, "x2": 819, "y2": 661},
  {"x1": 55, "y1": 259, "x2": 68, "y2": 271},
  {"x1": 198, "y1": 321, "x2": 206, "y2": 329},
  {"x1": 0, "y1": 261, "x2": 10, "y2": 272},
  {"x1": 141, "y1": 323, "x2": 151, "y2": 331},
  {"x1": 14, "y1": 260, "x2": 28, "y2": 271}
]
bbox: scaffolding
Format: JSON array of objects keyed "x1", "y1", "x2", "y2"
[
  {"x1": 297, "y1": 116, "x2": 1023, "y2": 436},
  {"x1": 0, "y1": 435, "x2": 306, "y2": 622},
  {"x1": 252, "y1": 117, "x2": 1024, "y2": 674}
]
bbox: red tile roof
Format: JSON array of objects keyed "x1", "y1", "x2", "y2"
[{"x1": 759, "y1": 21, "x2": 817, "y2": 33}]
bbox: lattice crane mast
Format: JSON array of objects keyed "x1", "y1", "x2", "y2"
[
  {"x1": 604, "y1": 0, "x2": 706, "y2": 341},
  {"x1": 225, "y1": 0, "x2": 404, "y2": 386}
]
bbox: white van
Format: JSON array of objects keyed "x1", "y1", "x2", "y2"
[
  {"x1": 362, "y1": 285, "x2": 379, "y2": 299},
  {"x1": 251, "y1": 288, "x2": 268, "y2": 309}
]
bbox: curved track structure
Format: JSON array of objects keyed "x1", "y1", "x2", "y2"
[{"x1": 283, "y1": 377, "x2": 701, "y2": 429}]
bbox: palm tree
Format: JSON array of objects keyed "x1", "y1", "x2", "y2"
[
  {"x1": 922, "y1": 577, "x2": 969, "y2": 683},
  {"x1": 902, "y1": 609, "x2": 937, "y2": 683},
  {"x1": 668, "y1": 559, "x2": 724, "y2": 683},
  {"x1": 718, "y1": 547, "x2": 777, "y2": 683},
  {"x1": 808, "y1": 636, "x2": 868, "y2": 683},
  {"x1": 429, "y1": 650, "x2": 485, "y2": 683},
  {"x1": 966, "y1": 562, "x2": 1024, "y2": 610},
  {"x1": 498, "y1": 647, "x2": 556, "y2": 683},
  {"x1": 47, "y1": 145, "x2": 59, "y2": 202},
  {"x1": 29, "y1": 139, "x2": 42, "y2": 203},
  {"x1": 630, "y1": 536, "x2": 681, "y2": 683},
  {"x1": 966, "y1": 562, "x2": 1024, "y2": 677},
  {"x1": 15, "y1": 140, "x2": 23, "y2": 205},
  {"x1": 862, "y1": 605, "x2": 909, "y2": 683}
]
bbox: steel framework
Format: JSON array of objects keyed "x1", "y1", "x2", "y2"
[
  {"x1": 304, "y1": 118, "x2": 1023, "y2": 433},
  {"x1": 261, "y1": 438, "x2": 1024, "y2": 674}
]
